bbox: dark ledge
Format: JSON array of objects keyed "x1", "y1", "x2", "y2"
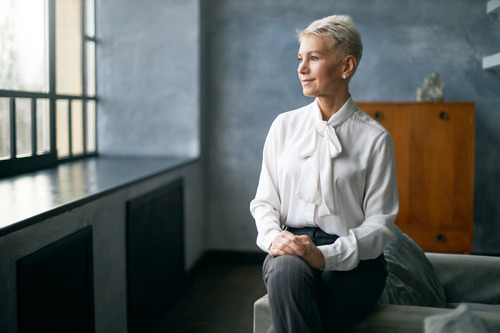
[{"x1": 0, "y1": 156, "x2": 197, "y2": 237}]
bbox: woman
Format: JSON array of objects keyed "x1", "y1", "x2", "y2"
[{"x1": 250, "y1": 15, "x2": 399, "y2": 332}]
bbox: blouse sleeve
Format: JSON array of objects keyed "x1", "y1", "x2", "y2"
[
  {"x1": 318, "y1": 132, "x2": 399, "y2": 271},
  {"x1": 250, "y1": 118, "x2": 284, "y2": 252}
]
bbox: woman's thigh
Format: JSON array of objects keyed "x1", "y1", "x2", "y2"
[
  {"x1": 262, "y1": 254, "x2": 324, "y2": 332},
  {"x1": 317, "y1": 255, "x2": 388, "y2": 331}
]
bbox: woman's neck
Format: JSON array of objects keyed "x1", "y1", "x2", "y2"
[{"x1": 317, "y1": 92, "x2": 350, "y2": 121}]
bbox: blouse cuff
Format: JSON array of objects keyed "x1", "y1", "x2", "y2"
[
  {"x1": 257, "y1": 228, "x2": 282, "y2": 253},
  {"x1": 317, "y1": 242, "x2": 360, "y2": 272},
  {"x1": 318, "y1": 245, "x2": 339, "y2": 271}
]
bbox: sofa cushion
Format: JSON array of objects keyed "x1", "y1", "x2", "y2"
[
  {"x1": 424, "y1": 304, "x2": 497, "y2": 333},
  {"x1": 379, "y1": 225, "x2": 446, "y2": 307},
  {"x1": 448, "y1": 303, "x2": 500, "y2": 313}
]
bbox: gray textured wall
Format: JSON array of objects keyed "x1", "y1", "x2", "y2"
[
  {"x1": 97, "y1": 0, "x2": 199, "y2": 157},
  {"x1": 203, "y1": 0, "x2": 500, "y2": 253}
]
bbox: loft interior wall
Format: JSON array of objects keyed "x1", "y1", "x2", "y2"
[
  {"x1": 94, "y1": 0, "x2": 500, "y2": 254},
  {"x1": 96, "y1": 0, "x2": 200, "y2": 158},
  {"x1": 202, "y1": 0, "x2": 500, "y2": 254}
]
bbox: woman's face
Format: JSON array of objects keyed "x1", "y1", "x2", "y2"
[{"x1": 297, "y1": 35, "x2": 344, "y2": 99}]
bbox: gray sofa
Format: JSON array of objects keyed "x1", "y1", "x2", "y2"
[{"x1": 254, "y1": 227, "x2": 500, "y2": 332}]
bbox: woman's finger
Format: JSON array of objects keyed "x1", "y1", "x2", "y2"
[{"x1": 271, "y1": 231, "x2": 306, "y2": 256}]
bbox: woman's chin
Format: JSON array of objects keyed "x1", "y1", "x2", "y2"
[{"x1": 302, "y1": 89, "x2": 316, "y2": 97}]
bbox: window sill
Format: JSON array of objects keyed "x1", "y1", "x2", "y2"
[{"x1": 0, "y1": 155, "x2": 198, "y2": 237}]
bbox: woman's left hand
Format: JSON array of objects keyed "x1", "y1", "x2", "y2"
[{"x1": 295, "y1": 235, "x2": 326, "y2": 269}]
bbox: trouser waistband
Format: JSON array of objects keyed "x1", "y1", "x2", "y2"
[{"x1": 285, "y1": 226, "x2": 339, "y2": 247}]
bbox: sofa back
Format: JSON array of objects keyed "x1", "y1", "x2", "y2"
[{"x1": 426, "y1": 253, "x2": 500, "y2": 304}]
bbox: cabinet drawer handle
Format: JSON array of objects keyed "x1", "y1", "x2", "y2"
[
  {"x1": 375, "y1": 112, "x2": 384, "y2": 120},
  {"x1": 437, "y1": 234, "x2": 446, "y2": 243},
  {"x1": 439, "y1": 112, "x2": 448, "y2": 120}
]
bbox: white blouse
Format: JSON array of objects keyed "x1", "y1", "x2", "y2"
[{"x1": 250, "y1": 97, "x2": 399, "y2": 271}]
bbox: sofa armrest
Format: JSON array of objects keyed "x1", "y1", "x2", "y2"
[
  {"x1": 255, "y1": 297, "x2": 500, "y2": 333},
  {"x1": 350, "y1": 304, "x2": 500, "y2": 333},
  {"x1": 254, "y1": 295, "x2": 271, "y2": 333},
  {"x1": 426, "y1": 253, "x2": 500, "y2": 304}
]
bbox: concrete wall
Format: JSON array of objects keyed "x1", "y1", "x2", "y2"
[
  {"x1": 203, "y1": 0, "x2": 500, "y2": 254},
  {"x1": 97, "y1": 0, "x2": 199, "y2": 158},
  {"x1": 0, "y1": 163, "x2": 204, "y2": 333}
]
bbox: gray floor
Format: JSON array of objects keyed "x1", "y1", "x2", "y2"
[{"x1": 153, "y1": 257, "x2": 267, "y2": 333}]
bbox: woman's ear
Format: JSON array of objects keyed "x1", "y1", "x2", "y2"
[{"x1": 342, "y1": 55, "x2": 357, "y2": 79}]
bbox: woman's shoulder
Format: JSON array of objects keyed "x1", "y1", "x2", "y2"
[{"x1": 351, "y1": 107, "x2": 391, "y2": 137}]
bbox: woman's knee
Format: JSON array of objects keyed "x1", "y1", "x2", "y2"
[{"x1": 263, "y1": 255, "x2": 315, "y2": 290}]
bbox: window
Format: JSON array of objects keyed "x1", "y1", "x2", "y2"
[{"x1": 0, "y1": 0, "x2": 96, "y2": 178}]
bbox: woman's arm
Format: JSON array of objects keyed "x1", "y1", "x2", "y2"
[
  {"x1": 318, "y1": 132, "x2": 399, "y2": 271},
  {"x1": 250, "y1": 118, "x2": 284, "y2": 252}
]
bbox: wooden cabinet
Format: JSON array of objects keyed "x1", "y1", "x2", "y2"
[{"x1": 356, "y1": 102, "x2": 475, "y2": 253}]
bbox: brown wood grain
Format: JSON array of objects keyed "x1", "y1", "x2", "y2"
[{"x1": 356, "y1": 102, "x2": 475, "y2": 253}]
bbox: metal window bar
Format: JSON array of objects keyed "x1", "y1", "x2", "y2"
[
  {"x1": 31, "y1": 98, "x2": 37, "y2": 156},
  {"x1": 49, "y1": 0, "x2": 56, "y2": 157},
  {"x1": 82, "y1": 0, "x2": 87, "y2": 155},
  {"x1": 9, "y1": 97, "x2": 16, "y2": 158}
]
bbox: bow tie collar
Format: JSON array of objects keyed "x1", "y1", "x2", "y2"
[{"x1": 293, "y1": 98, "x2": 356, "y2": 217}]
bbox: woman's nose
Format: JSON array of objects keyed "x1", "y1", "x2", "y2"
[{"x1": 298, "y1": 61, "x2": 308, "y2": 74}]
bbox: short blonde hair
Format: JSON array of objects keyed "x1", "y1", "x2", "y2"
[{"x1": 297, "y1": 15, "x2": 363, "y2": 67}]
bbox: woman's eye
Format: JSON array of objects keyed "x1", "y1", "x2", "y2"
[
  {"x1": 311, "y1": 56, "x2": 319, "y2": 61},
  {"x1": 298, "y1": 57, "x2": 303, "y2": 63}
]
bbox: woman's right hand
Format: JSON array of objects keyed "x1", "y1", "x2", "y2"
[
  {"x1": 270, "y1": 230, "x2": 326, "y2": 269},
  {"x1": 269, "y1": 230, "x2": 306, "y2": 257}
]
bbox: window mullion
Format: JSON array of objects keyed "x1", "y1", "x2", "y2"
[
  {"x1": 9, "y1": 98, "x2": 17, "y2": 158},
  {"x1": 81, "y1": 0, "x2": 88, "y2": 154},
  {"x1": 82, "y1": 0, "x2": 87, "y2": 97},
  {"x1": 31, "y1": 98, "x2": 37, "y2": 156},
  {"x1": 49, "y1": 0, "x2": 57, "y2": 156}
]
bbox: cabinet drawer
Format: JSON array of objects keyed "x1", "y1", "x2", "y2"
[{"x1": 402, "y1": 228, "x2": 473, "y2": 253}]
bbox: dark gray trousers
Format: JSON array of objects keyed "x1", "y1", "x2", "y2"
[{"x1": 262, "y1": 227, "x2": 387, "y2": 333}]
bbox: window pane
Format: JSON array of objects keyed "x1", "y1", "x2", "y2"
[
  {"x1": 15, "y1": 98, "x2": 32, "y2": 157},
  {"x1": 86, "y1": 41, "x2": 96, "y2": 96},
  {"x1": 56, "y1": 99, "x2": 69, "y2": 158},
  {"x1": 0, "y1": 0, "x2": 48, "y2": 92},
  {"x1": 72, "y1": 100, "x2": 84, "y2": 156},
  {"x1": 86, "y1": 100, "x2": 96, "y2": 153},
  {"x1": 85, "y1": 0, "x2": 95, "y2": 37},
  {"x1": 56, "y1": 0, "x2": 82, "y2": 95},
  {"x1": 0, "y1": 98, "x2": 10, "y2": 159},
  {"x1": 36, "y1": 99, "x2": 50, "y2": 155}
]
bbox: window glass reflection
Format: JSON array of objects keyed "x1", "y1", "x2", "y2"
[
  {"x1": 72, "y1": 100, "x2": 84, "y2": 156},
  {"x1": 15, "y1": 98, "x2": 32, "y2": 157},
  {"x1": 86, "y1": 100, "x2": 96, "y2": 153},
  {"x1": 0, "y1": 98, "x2": 10, "y2": 159},
  {"x1": 56, "y1": 0, "x2": 82, "y2": 95},
  {"x1": 0, "y1": 0, "x2": 48, "y2": 92},
  {"x1": 36, "y1": 99, "x2": 50, "y2": 155},
  {"x1": 56, "y1": 99, "x2": 69, "y2": 158}
]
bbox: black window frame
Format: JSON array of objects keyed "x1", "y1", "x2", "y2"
[{"x1": 0, "y1": 0, "x2": 97, "y2": 179}]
